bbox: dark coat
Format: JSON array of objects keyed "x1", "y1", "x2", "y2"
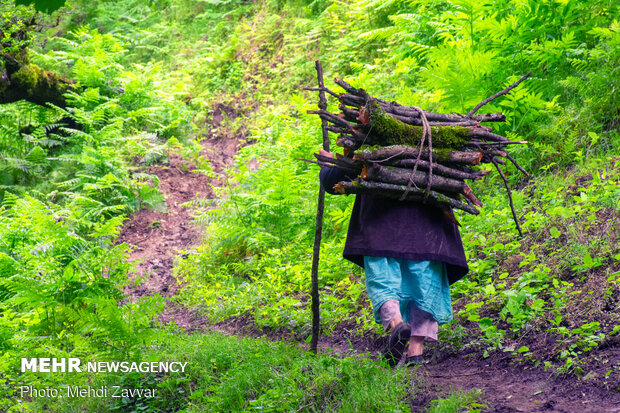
[{"x1": 320, "y1": 165, "x2": 468, "y2": 284}]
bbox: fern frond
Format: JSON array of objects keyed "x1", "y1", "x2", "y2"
[
  {"x1": 181, "y1": 198, "x2": 224, "y2": 208},
  {"x1": 358, "y1": 26, "x2": 399, "y2": 42}
]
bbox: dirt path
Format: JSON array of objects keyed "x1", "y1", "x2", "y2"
[
  {"x1": 208, "y1": 316, "x2": 620, "y2": 412},
  {"x1": 118, "y1": 134, "x2": 239, "y2": 330},
  {"x1": 411, "y1": 353, "x2": 620, "y2": 412},
  {"x1": 117, "y1": 135, "x2": 620, "y2": 413}
]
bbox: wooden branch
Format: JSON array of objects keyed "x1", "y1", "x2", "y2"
[
  {"x1": 339, "y1": 104, "x2": 360, "y2": 121},
  {"x1": 490, "y1": 156, "x2": 507, "y2": 165},
  {"x1": 481, "y1": 150, "x2": 507, "y2": 158},
  {"x1": 463, "y1": 183, "x2": 483, "y2": 207},
  {"x1": 472, "y1": 130, "x2": 512, "y2": 142},
  {"x1": 336, "y1": 135, "x2": 359, "y2": 149},
  {"x1": 334, "y1": 180, "x2": 480, "y2": 215},
  {"x1": 365, "y1": 164, "x2": 466, "y2": 194},
  {"x1": 304, "y1": 86, "x2": 340, "y2": 99},
  {"x1": 505, "y1": 153, "x2": 530, "y2": 177},
  {"x1": 467, "y1": 72, "x2": 532, "y2": 117},
  {"x1": 313, "y1": 153, "x2": 363, "y2": 172},
  {"x1": 492, "y1": 158, "x2": 523, "y2": 237},
  {"x1": 468, "y1": 140, "x2": 527, "y2": 146},
  {"x1": 339, "y1": 94, "x2": 365, "y2": 107},
  {"x1": 356, "y1": 146, "x2": 483, "y2": 165},
  {"x1": 307, "y1": 109, "x2": 353, "y2": 129},
  {"x1": 309, "y1": 60, "x2": 329, "y2": 355},
  {"x1": 392, "y1": 158, "x2": 489, "y2": 180}
]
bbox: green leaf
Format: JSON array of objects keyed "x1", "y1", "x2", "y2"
[
  {"x1": 15, "y1": 0, "x2": 66, "y2": 13},
  {"x1": 587, "y1": 131, "x2": 599, "y2": 146},
  {"x1": 483, "y1": 284, "x2": 496, "y2": 296},
  {"x1": 583, "y1": 253, "x2": 594, "y2": 268},
  {"x1": 549, "y1": 227, "x2": 561, "y2": 238},
  {"x1": 25, "y1": 146, "x2": 46, "y2": 163},
  {"x1": 478, "y1": 317, "x2": 493, "y2": 330}
]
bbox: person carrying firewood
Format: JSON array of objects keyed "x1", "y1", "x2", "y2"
[{"x1": 318, "y1": 148, "x2": 469, "y2": 367}]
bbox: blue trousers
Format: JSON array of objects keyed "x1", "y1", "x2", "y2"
[{"x1": 364, "y1": 256, "x2": 452, "y2": 326}]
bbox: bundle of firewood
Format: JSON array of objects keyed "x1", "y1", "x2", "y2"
[{"x1": 305, "y1": 74, "x2": 531, "y2": 234}]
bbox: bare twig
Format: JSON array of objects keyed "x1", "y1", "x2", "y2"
[
  {"x1": 303, "y1": 86, "x2": 340, "y2": 100},
  {"x1": 467, "y1": 72, "x2": 532, "y2": 117},
  {"x1": 492, "y1": 158, "x2": 523, "y2": 237},
  {"x1": 505, "y1": 153, "x2": 530, "y2": 177}
]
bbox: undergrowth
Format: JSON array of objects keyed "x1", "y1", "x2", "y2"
[
  {"x1": 24, "y1": 332, "x2": 412, "y2": 413},
  {"x1": 159, "y1": 0, "x2": 619, "y2": 385},
  {"x1": 1, "y1": 0, "x2": 619, "y2": 410},
  {"x1": 0, "y1": 4, "x2": 194, "y2": 409}
]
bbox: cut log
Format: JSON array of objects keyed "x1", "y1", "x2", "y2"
[
  {"x1": 1, "y1": 59, "x2": 74, "y2": 107},
  {"x1": 356, "y1": 146, "x2": 483, "y2": 165},
  {"x1": 391, "y1": 158, "x2": 490, "y2": 180},
  {"x1": 333, "y1": 180, "x2": 480, "y2": 215},
  {"x1": 363, "y1": 164, "x2": 467, "y2": 194}
]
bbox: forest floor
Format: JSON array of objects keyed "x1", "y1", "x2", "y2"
[{"x1": 117, "y1": 123, "x2": 620, "y2": 412}]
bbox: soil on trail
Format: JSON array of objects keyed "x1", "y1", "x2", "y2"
[
  {"x1": 118, "y1": 133, "x2": 240, "y2": 330},
  {"x1": 117, "y1": 128, "x2": 619, "y2": 412},
  {"x1": 411, "y1": 353, "x2": 620, "y2": 412},
  {"x1": 204, "y1": 315, "x2": 620, "y2": 412}
]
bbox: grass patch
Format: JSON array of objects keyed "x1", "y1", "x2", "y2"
[
  {"x1": 18, "y1": 331, "x2": 413, "y2": 412},
  {"x1": 428, "y1": 389, "x2": 486, "y2": 413}
]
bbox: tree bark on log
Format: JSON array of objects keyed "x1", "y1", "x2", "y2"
[
  {"x1": 363, "y1": 164, "x2": 468, "y2": 194},
  {"x1": 356, "y1": 146, "x2": 483, "y2": 165},
  {"x1": 391, "y1": 158, "x2": 491, "y2": 180},
  {"x1": 1, "y1": 56, "x2": 74, "y2": 107}
]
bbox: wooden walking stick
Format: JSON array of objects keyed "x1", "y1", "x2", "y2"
[{"x1": 309, "y1": 60, "x2": 330, "y2": 354}]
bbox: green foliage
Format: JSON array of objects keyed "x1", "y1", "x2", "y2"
[
  {"x1": 0, "y1": 16, "x2": 193, "y2": 410},
  {"x1": 3, "y1": 2, "x2": 618, "y2": 409},
  {"x1": 150, "y1": 0, "x2": 620, "y2": 381},
  {"x1": 428, "y1": 388, "x2": 486, "y2": 413},
  {"x1": 0, "y1": 193, "x2": 167, "y2": 408},
  {"x1": 45, "y1": 332, "x2": 412, "y2": 413},
  {"x1": 0, "y1": 2, "x2": 33, "y2": 57},
  {"x1": 15, "y1": 0, "x2": 65, "y2": 13},
  {"x1": 176, "y1": 109, "x2": 368, "y2": 334},
  {"x1": 453, "y1": 156, "x2": 620, "y2": 374}
]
